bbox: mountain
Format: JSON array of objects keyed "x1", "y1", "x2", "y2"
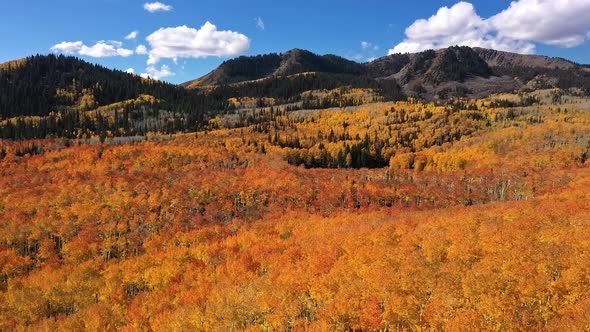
[
  {"x1": 472, "y1": 48, "x2": 590, "y2": 92},
  {"x1": 366, "y1": 47, "x2": 496, "y2": 99},
  {"x1": 187, "y1": 46, "x2": 590, "y2": 99},
  {"x1": 370, "y1": 47, "x2": 513, "y2": 99},
  {"x1": 0, "y1": 54, "x2": 228, "y2": 139},
  {"x1": 372, "y1": 47, "x2": 590, "y2": 97},
  {"x1": 2, "y1": 47, "x2": 589, "y2": 141},
  {"x1": 370, "y1": 47, "x2": 493, "y2": 84},
  {"x1": 0, "y1": 54, "x2": 224, "y2": 119},
  {"x1": 186, "y1": 47, "x2": 495, "y2": 88},
  {"x1": 183, "y1": 49, "x2": 365, "y2": 88},
  {"x1": 0, "y1": 53, "x2": 403, "y2": 140},
  {"x1": 472, "y1": 48, "x2": 576, "y2": 69}
]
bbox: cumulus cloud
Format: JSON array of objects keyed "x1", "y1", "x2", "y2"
[
  {"x1": 143, "y1": 2, "x2": 172, "y2": 13},
  {"x1": 389, "y1": 0, "x2": 590, "y2": 55},
  {"x1": 136, "y1": 44, "x2": 148, "y2": 55},
  {"x1": 141, "y1": 64, "x2": 175, "y2": 80},
  {"x1": 490, "y1": 0, "x2": 590, "y2": 47},
  {"x1": 79, "y1": 41, "x2": 134, "y2": 57},
  {"x1": 145, "y1": 21, "x2": 250, "y2": 65},
  {"x1": 125, "y1": 31, "x2": 139, "y2": 40},
  {"x1": 390, "y1": 2, "x2": 534, "y2": 55},
  {"x1": 255, "y1": 17, "x2": 265, "y2": 31},
  {"x1": 404, "y1": 2, "x2": 484, "y2": 41},
  {"x1": 50, "y1": 41, "x2": 83, "y2": 54},
  {"x1": 51, "y1": 40, "x2": 133, "y2": 57},
  {"x1": 126, "y1": 68, "x2": 135, "y2": 74}
]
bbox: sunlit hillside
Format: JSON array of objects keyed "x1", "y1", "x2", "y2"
[{"x1": 1, "y1": 89, "x2": 589, "y2": 330}]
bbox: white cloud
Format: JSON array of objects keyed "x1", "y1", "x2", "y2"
[
  {"x1": 404, "y1": 2, "x2": 484, "y2": 41},
  {"x1": 255, "y1": 17, "x2": 265, "y2": 31},
  {"x1": 389, "y1": 0, "x2": 590, "y2": 55},
  {"x1": 490, "y1": 0, "x2": 590, "y2": 47},
  {"x1": 51, "y1": 40, "x2": 134, "y2": 57},
  {"x1": 103, "y1": 40, "x2": 123, "y2": 48},
  {"x1": 125, "y1": 30, "x2": 139, "y2": 40},
  {"x1": 136, "y1": 44, "x2": 148, "y2": 55},
  {"x1": 50, "y1": 41, "x2": 83, "y2": 54},
  {"x1": 79, "y1": 41, "x2": 134, "y2": 57},
  {"x1": 361, "y1": 41, "x2": 379, "y2": 51},
  {"x1": 389, "y1": 2, "x2": 535, "y2": 55},
  {"x1": 146, "y1": 21, "x2": 250, "y2": 65},
  {"x1": 143, "y1": 2, "x2": 172, "y2": 13},
  {"x1": 126, "y1": 68, "x2": 135, "y2": 74},
  {"x1": 140, "y1": 64, "x2": 175, "y2": 80}
]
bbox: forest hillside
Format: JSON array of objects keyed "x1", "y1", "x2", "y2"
[{"x1": 1, "y1": 88, "x2": 590, "y2": 330}]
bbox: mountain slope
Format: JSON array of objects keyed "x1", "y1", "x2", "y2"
[
  {"x1": 472, "y1": 48, "x2": 590, "y2": 91},
  {"x1": 0, "y1": 54, "x2": 223, "y2": 119},
  {"x1": 187, "y1": 46, "x2": 590, "y2": 99},
  {"x1": 183, "y1": 49, "x2": 365, "y2": 88},
  {"x1": 2, "y1": 47, "x2": 589, "y2": 141},
  {"x1": 473, "y1": 47, "x2": 576, "y2": 69},
  {"x1": 188, "y1": 47, "x2": 498, "y2": 88},
  {"x1": 367, "y1": 46, "x2": 492, "y2": 84},
  {"x1": 0, "y1": 54, "x2": 233, "y2": 140},
  {"x1": 369, "y1": 46, "x2": 589, "y2": 97}
]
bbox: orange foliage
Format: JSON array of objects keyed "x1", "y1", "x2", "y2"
[{"x1": 1, "y1": 92, "x2": 590, "y2": 330}]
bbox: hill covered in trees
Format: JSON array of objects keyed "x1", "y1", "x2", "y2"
[
  {"x1": 1, "y1": 89, "x2": 590, "y2": 330},
  {"x1": 0, "y1": 54, "x2": 230, "y2": 140},
  {"x1": 0, "y1": 54, "x2": 228, "y2": 119}
]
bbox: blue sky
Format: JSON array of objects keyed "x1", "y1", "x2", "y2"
[{"x1": 2, "y1": 0, "x2": 590, "y2": 84}]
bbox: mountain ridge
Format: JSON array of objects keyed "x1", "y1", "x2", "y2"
[
  {"x1": 1, "y1": 47, "x2": 590, "y2": 140},
  {"x1": 184, "y1": 46, "x2": 590, "y2": 99},
  {"x1": 182, "y1": 48, "x2": 366, "y2": 88}
]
